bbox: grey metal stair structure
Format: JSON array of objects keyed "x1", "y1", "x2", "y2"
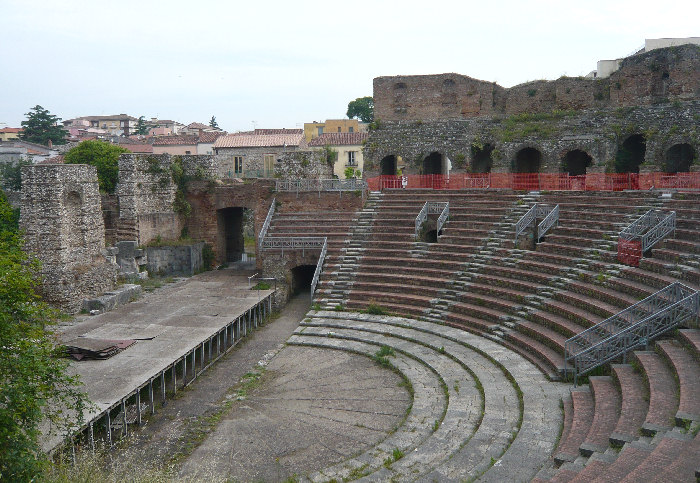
[
  {"x1": 565, "y1": 281, "x2": 699, "y2": 385},
  {"x1": 515, "y1": 202, "x2": 560, "y2": 242}
]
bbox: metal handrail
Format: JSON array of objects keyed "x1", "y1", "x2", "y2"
[
  {"x1": 258, "y1": 198, "x2": 276, "y2": 250},
  {"x1": 310, "y1": 237, "x2": 328, "y2": 301},
  {"x1": 414, "y1": 201, "x2": 448, "y2": 238},
  {"x1": 275, "y1": 178, "x2": 367, "y2": 192},
  {"x1": 537, "y1": 204, "x2": 559, "y2": 240},
  {"x1": 641, "y1": 211, "x2": 675, "y2": 252},
  {"x1": 565, "y1": 282, "x2": 699, "y2": 385},
  {"x1": 436, "y1": 203, "x2": 449, "y2": 234},
  {"x1": 261, "y1": 236, "x2": 326, "y2": 251},
  {"x1": 514, "y1": 204, "x2": 538, "y2": 240},
  {"x1": 415, "y1": 202, "x2": 429, "y2": 238},
  {"x1": 620, "y1": 209, "x2": 664, "y2": 240}
]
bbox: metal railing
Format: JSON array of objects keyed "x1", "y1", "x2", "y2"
[
  {"x1": 565, "y1": 282, "x2": 699, "y2": 385},
  {"x1": 261, "y1": 236, "x2": 327, "y2": 253},
  {"x1": 537, "y1": 204, "x2": 560, "y2": 240},
  {"x1": 617, "y1": 209, "x2": 676, "y2": 265},
  {"x1": 641, "y1": 211, "x2": 675, "y2": 252},
  {"x1": 310, "y1": 237, "x2": 328, "y2": 301},
  {"x1": 514, "y1": 203, "x2": 559, "y2": 241},
  {"x1": 258, "y1": 198, "x2": 276, "y2": 250},
  {"x1": 275, "y1": 178, "x2": 367, "y2": 192},
  {"x1": 414, "y1": 201, "x2": 449, "y2": 239}
]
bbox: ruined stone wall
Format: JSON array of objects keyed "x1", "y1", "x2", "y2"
[
  {"x1": 115, "y1": 153, "x2": 217, "y2": 244},
  {"x1": 374, "y1": 45, "x2": 700, "y2": 122},
  {"x1": 363, "y1": 101, "x2": 700, "y2": 174},
  {"x1": 274, "y1": 150, "x2": 334, "y2": 179},
  {"x1": 20, "y1": 164, "x2": 117, "y2": 313}
]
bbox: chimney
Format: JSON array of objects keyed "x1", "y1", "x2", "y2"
[
  {"x1": 48, "y1": 139, "x2": 53, "y2": 149},
  {"x1": 199, "y1": 128, "x2": 203, "y2": 138}
]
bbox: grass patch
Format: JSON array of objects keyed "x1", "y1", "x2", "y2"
[
  {"x1": 383, "y1": 448, "x2": 404, "y2": 468},
  {"x1": 133, "y1": 276, "x2": 176, "y2": 292},
  {"x1": 365, "y1": 303, "x2": 388, "y2": 315},
  {"x1": 251, "y1": 281, "x2": 271, "y2": 290}
]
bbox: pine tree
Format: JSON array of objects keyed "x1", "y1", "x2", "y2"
[
  {"x1": 19, "y1": 105, "x2": 67, "y2": 145},
  {"x1": 134, "y1": 116, "x2": 149, "y2": 135},
  {"x1": 209, "y1": 115, "x2": 219, "y2": 129}
]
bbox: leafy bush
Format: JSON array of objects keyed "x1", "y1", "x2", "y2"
[{"x1": 64, "y1": 140, "x2": 128, "y2": 193}]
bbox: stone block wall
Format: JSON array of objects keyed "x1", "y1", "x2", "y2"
[
  {"x1": 145, "y1": 243, "x2": 204, "y2": 276},
  {"x1": 274, "y1": 151, "x2": 334, "y2": 179},
  {"x1": 363, "y1": 101, "x2": 700, "y2": 175},
  {"x1": 20, "y1": 164, "x2": 117, "y2": 313},
  {"x1": 374, "y1": 45, "x2": 700, "y2": 122}
]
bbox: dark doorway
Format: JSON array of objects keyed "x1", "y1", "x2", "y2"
[
  {"x1": 291, "y1": 265, "x2": 315, "y2": 294},
  {"x1": 380, "y1": 155, "x2": 397, "y2": 175},
  {"x1": 514, "y1": 148, "x2": 542, "y2": 173},
  {"x1": 471, "y1": 143, "x2": 494, "y2": 173},
  {"x1": 615, "y1": 134, "x2": 646, "y2": 173},
  {"x1": 217, "y1": 207, "x2": 244, "y2": 262},
  {"x1": 664, "y1": 143, "x2": 695, "y2": 173},
  {"x1": 423, "y1": 152, "x2": 443, "y2": 174},
  {"x1": 424, "y1": 229, "x2": 438, "y2": 243},
  {"x1": 562, "y1": 149, "x2": 593, "y2": 176}
]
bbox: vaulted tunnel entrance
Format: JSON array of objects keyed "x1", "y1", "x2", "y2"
[
  {"x1": 217, "y1": 207, "x2": 245, "y2": 262},
  {"x1": 514, "y1": 147, "x2": 542, "y2": 173},
  {"x1": 562, "y1": 149, "x2": 593, "y2": 176},
  {"x1": 423, "y1": 152, "x2": 444, "y2": 175},
  {"x1": 615, "y1": 134, "x2": 646, "y2": 173},
  {"x1": 291, "y1": 265, "x2": 315, "y2": 294},
  {"x1": 665, "y1": 143, "x2": 695, "y2": 173},
  {"x1": 380, "y1": 155, "x2": 398, "y2": 175}
]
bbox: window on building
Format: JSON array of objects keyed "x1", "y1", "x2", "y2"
[
  {"x1": 317, "y1": 127, "x2": 324, "y2": 136},
  {"x1": 349, "y1": 127, "x2": 354, "y2": 133},
  {"x1": 347, "y1": 151, "x2": 356, "y2": 166},
  {"x1": 338, "y1": 127, "x2": 341, "y2": 132},
  {"x1": 234, "y1": 156, "x2": 243, "y2": 174},
  {"x1": 185, "y1": 151, "x2": 191, "y2": 155}
]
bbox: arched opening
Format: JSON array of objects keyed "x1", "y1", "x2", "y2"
[
  {"x1": 562, "y1": 149, "x2": 593, "y2": 176},
  {"x1": 614, "y1": 134, "x2": 646, "y2": 173},
  {"x1": 514, "y1": 147, "x2": 542, "y2": 173},
  {"x1": 217, "y1": 207, "x2": 245, "y2": 262},
  {"x1": 471, "y1": 143, "x2": 494, "y2": 173},
  {"x1": 423, "y1": 229, "x2": 438, "y2": 243},
  {"x1": 422, "y1": 152, "x2": 443, "y2": 175},
  {"x1": 380, "y1": 155, "x2": 397, "y2": 175},
  {"x1": 664, "y1": 143, "x2": 695, "y2": 173},
  {"x1": 291, "y1": 265, "x2": 315, "y2": 294}
]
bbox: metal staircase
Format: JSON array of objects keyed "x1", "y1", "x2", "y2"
[
  {"x1": 514, "y1": 203, "x2": 560, "y2": 242},
  {"x1": 565, "y1": 282, "x2": 699, "y2": 385},
  {"x1": 618, "y1": 209, "x2": 676, "y2": 266},
  {"x1": 414, "y1": 201, "x2": 449, "y2": 239}
]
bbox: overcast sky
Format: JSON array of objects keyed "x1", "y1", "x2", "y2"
[{"x1": 1, "y1": 0, "x2": 698, "y2": 133}]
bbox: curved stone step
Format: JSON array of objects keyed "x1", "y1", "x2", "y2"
[
  {"x1": 286, "y1": 335, "x2": 447, "y2": 483},
  {"x1": 610, "y1": 364, "x2": 648, "y2": 445},
  {"x1": 656, "y1": 340, "x2": 700, "y2": 424},
  {"x1": 579, "y1": 376, "x2": 621, "y2": 456},
  {"x1": 298, "y1": 311, "x2": 568, "y2": 482},
  {"x1": 554, "y1": 387, "x2": 593, "y2": 464},
  {"x1": 632, "y1": 351, "x2": 679, "y2": 434},
  {"x1": 293, "y1": 324, "x2": 480, "y2": 481}
]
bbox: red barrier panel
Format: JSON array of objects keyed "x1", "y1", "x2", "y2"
[
  {"x1": 366, "y1": 172, "x2": 699, "y2": 192},
  {"x1": 618, "y1": 238, "x2": 642, "y2": 266}
]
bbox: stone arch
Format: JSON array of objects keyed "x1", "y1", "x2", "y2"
[
  {"x1": 380, "y1": 155, "x2": 398, "y2": 175},
  {"x1": 562, "y1": 149, "x2": 593, "y2": 176},
  {"x1": 471, "y1": 143, "x2": 494, "y2": 173},
  {"x1": 513, "y1": 147, "x2": 542, "y2": 173},
  {"x1": 63, "y1": 190, "x2": 85, "y2": 252},
  {"x1": 664, "y1": 143, "x2": 696, "y2": 173},
  {"x1": 614, "y1": 134, "x2": 646, "y2": 173},
  {"x1": 422, "y1": 152, "x2": 444, "y2": 175}
]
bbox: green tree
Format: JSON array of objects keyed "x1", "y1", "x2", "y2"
[
  {"x1": 346, "y1": 96, "x2": 374, "y2": 123},
  {"x1": 0, "y1": 189, "x2": 89, "y2": 481},
  {"x1": 0, "y1": 158, "x2": 33, "y2": 191},
  {"x1": 19, "y1": 105, "x2": 67, "y2": 146},
  {"x1": 209, "y1": 116, "x2": 219, "y2": 129},
  {"x1": 64, "y1": 140, "x2": 128, "y2": 193},
  {"x1": 134, "y1": 116, "x2": 149, "y2": 135}
]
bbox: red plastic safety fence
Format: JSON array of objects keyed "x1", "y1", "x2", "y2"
[
  {"x1": 617, "y1": 238, "x2": 642, "y2": 267},
  {"x1": 366, "y1": 172, "x2": 699, "y2": 192}
]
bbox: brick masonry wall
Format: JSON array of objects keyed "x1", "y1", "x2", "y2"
[
  {"x1": 374, "y1": 45, "x2": 700, "y2": 122},
  {"x1": 363, "y1": 101, "x2": 700, "y2": 175},
  {"x1": 20, "y1": 164, "x2": 117, "y2": 313}
]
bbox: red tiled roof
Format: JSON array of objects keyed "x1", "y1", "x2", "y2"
[
  {"x1": 152, "y1": 135, "x2": 198, "y2": 146},
  {"x1": 214, "y1": 132, "x2": 304, "y2": 149},
  {"x1": 308, "y1": 132, "x2": 369, "y2": 146},
  {"x1": 197, "y1": 131, "x2": 226, "y2": 144},
  {"x1": 0, "y1": 127, "x2": 22, "y2": 133},
  {"x1": 187, "y1": 122, "x2": 210, "y2": 130},
  {"x1": 123, "y1": 144, "x2": 154, "y2": 153},
  {"x1": 254, "y1": 128, "x2": 303, "y2": 135},
  {"x1": 38, "y1": 155, "x2": 65, "y2": 164}
]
